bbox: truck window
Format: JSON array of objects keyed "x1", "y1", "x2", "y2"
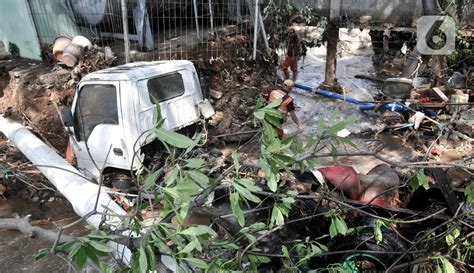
[
  {"x1": 147, "y1": 72, "x2": 185, "y2": 103},
  {"x1": 74, "y1": 84, "x2": 118, "y2": 141}
]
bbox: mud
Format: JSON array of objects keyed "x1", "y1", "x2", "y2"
[
  {"x1": 0, "y1": 134, "x2": 87, "y2": 272},
  {"x1": 0, "y1": 60, "x2": 74, "y2": 152}
]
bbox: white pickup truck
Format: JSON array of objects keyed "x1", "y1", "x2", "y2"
[{"x1": 61, "y1": 60, "x2": 214, "y2": 181}]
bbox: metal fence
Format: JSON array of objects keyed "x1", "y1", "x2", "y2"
[{"x1": 28, "y1": 0, "x2": 263, "y2": 62}]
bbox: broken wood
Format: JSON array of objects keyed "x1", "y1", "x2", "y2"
[{"x1": 432, "y1": 87, "x2": 449, "y2": 102}]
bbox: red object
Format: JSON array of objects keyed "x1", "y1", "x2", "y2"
[
  {"x1": 65, "y1": 141, "x2": 75, "y2": 163},
  {"x1": 360, "y1": 164, "x2": 400, "y2": 208},
  {"x1": 317, "y1": 166, "x2": 361, "y2": 200},
  {"x1": 318, "y1": 164, "x2": 399, "y2": 208},
  {"x1": 430, "y1": 146, "x2": 443, "y2": 156},
  {"x1": 420, "y1": 97, "x2": 430, "y2": 103}
]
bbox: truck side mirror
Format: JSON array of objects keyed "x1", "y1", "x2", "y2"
[{"x1": 60, "y1": 108, "x2": 75, "y2": 127}]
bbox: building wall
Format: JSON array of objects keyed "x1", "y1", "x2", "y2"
[
  {"x1": 28, "y1": 0, "x2": 90, "y2": 45},
  {"x1": 0, "y1": 0, "x2": 41, "y2": 60}
]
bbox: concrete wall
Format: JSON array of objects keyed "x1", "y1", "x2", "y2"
[{"x1": 0, "y1": 0, "x2": 41, "y2": 60}]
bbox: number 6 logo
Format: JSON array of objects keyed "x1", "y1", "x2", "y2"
[{"x1": 417, "y1": 16, "x2": 456, "y2": 55}]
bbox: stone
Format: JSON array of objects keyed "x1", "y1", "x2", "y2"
[
  {"x1": 209, "y1": 89, "x2": 223, "y2": 99},
  {"x1": 38, "y1": 69, "x2": 71, "y2": 86}
]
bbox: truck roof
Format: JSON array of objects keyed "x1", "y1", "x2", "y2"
[{"x1": 81, "y1": 60, "x2": 194, "y2": 81}]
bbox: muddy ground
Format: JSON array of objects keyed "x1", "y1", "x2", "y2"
[{"x1": 0, "y1": 30, "x2": 472, "y2": 271}]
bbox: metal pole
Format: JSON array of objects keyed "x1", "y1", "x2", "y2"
[
  {"x1": 252, "y1": 0, "x2": 259, "y2": 60},
  {"x1": 193, "y1": 0, "x2": 200, "y2": 39},
  {"x1": 208, "y1": 0, "x2": 214, "y2": 34},
  {"x1": 121, "y1": 0, "x2": 130, "y2": 63}
]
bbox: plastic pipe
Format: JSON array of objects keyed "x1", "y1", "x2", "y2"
[
  {"x1": 294, "y1": 83, "x2": 416, "y2": 113},
  {"x1": 295, "y1": 83, "x2": 362, "y2": 104},
  {"x1": 0, "y1": 116, "x2": 131, "y2": 263}
]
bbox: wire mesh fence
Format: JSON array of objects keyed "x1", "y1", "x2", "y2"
[{"x1": 29, "y1": 0, "x2": 261, "y2": 62}]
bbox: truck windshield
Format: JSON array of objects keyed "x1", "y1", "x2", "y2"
[
  {"x1": 74, "y1": 84, "x2": 118, "y2": 141},
  {"x1": 147, "y1": 72, "x2": 185, "y2": 103}
]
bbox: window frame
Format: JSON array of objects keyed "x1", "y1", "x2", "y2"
[
  {"x1": 146, "y1": 72, "x2": 186, "y2": 104},
  {"x1": 73, "y1": 84, "x2": 119, "y2": 142}
]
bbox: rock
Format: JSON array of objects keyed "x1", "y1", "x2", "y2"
[
  {"x1": 455, "y1": 109, "x2": 474, "y2": 137},
  {"x1": 209, "y1": 111, "x2": 224, "y2": 126},
  {"x1": 217, "y1": 114, "x2": 232, "y2": 133},
  {"x1": 38, "y1": 70, "x2": 70, "y2": 86},
  {"x1": 209, "y1": 148, "x2": 223, "y2": 157},
  {"x1": 446, "y1": 168, "x2": 471, "y2": 188},
  {"x1": 209, "y1": 89, "x2": 223, "y2": 99}
]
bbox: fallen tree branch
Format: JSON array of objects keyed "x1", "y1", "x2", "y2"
[{"x1": 0, "y1": 216, "x2": 74, "y2": 244}]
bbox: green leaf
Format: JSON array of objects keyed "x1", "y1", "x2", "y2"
[
  {"x1": 84, "y1": 244, "x2": 100, "y2": 264},
  {"x1": 179, "y1": 225, "x2": 217, "y2": 237},
  {"x1": 260, "y1": 157, "x2": 277, "y2": 192},
  {"x1": 161, "y1": 187, "x2": 184, "y2": 200},
  {"x1": 271, "y1": 206, "x2": 285, "y2": 226},
  {"x1": 237, "y1": 178, "x2": 262, "y2": 192},
  {"x1": 446, "y1": 225, "x2": 461, "y2": 246},
  {"x1": 230, "y1": 192, "x2": 245, "y2": 226},
  {"x1": 139, "y1": 246, "x2": 148, "y2": 273},
  {"x1": 335, "y1": 136, "x2": 357, "y2": 148},
  {"x1": 188, "y1": 170, "x2": 209, "y2": 187},
  {"x1": 153, "y1": 104, "x2": 165, "y2": 128},
  {"x1": 326, "y1": 116, "x2": 357, "y2": 135},
  {"x1": 265, "y1": 115, "x2": 283, "y2": 129},
  {"x1": 282, "y1": 245, "x2": 290, "y2": 258},
  {"x1": 263, "y1": 108, "x2": 282, "y2": 119},
  {"x1": 256, "y1": 96, "x2": 263, "y2": 109},
  {"x1": 411, "y1": 169, "x2": 430, "y2": 190},
  {"x1": 145, "y1": 244, "x2": 156, "y2": 271},
  {"x1": 88, "y1": 240, "x2": 113, "y2": 253},
  {"x1": 144, "y1": 169, "x2": 162, "y2": 189},
  {"x1": 74, "y1": 246, "x2": 88, "y2": 269},
  {"x1": 374, "y1": 224, "x2": 383, "y2": 244},
  {"x1": 165, "y1": 168, "x2": 179, "y2": 186},
  {"x1": 257, "y1": 255, "x2": 271, "y2": 263},
  {"x1": 329, "y1": 219, "x2": 338, "y2": 238},
  {"x1": 174, "y1": 181, "x2": 200, "y2": 193},
  {"x1": 56, "y1": 241, "x2": 75, "y2": 252},
  {"x1": 182, "y1": 258, "x2": 208, "y2": 269},
  {"x1": 35, "y1": 248, "x2": 49, "y2": 260},
  {"x1": 253, "y1": 110, "x2": 266, "y2": 120},
  {"x1": 155, "y1": 128, "x2": 195, "y2": 149},
  {"x1": 335, "y1": 217, "x2": 348, "y2": 235},
  {"x1": 440, "y1": 257, "x2": 455, "y2": 273},
  {"x1": 231, "y1": 151, "x2": 240, "y2": 173},
  {"x1": 234, "y1": 183, "x2": 261, "y2": 203},
  {"x1": 264, "y1": 98, "x2": 282, "y2": 109},
  {"x1": 185, "y1": 158, "x2": 205, "y2": 169},
  {"x1": 178, "y1": 241, "x2": 196, "y2": 254}
]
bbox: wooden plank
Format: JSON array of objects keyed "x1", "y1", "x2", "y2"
[{"x1": 432, "y1": 87, "x2": 449, "y2": 102}]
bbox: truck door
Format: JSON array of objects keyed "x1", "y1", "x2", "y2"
[
  {"x1": 137, "y1": 70, "x2": 200, "y2": 134},
  {"x1": 72, "y1": 82, "x2": 128, "y2": 178}
]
